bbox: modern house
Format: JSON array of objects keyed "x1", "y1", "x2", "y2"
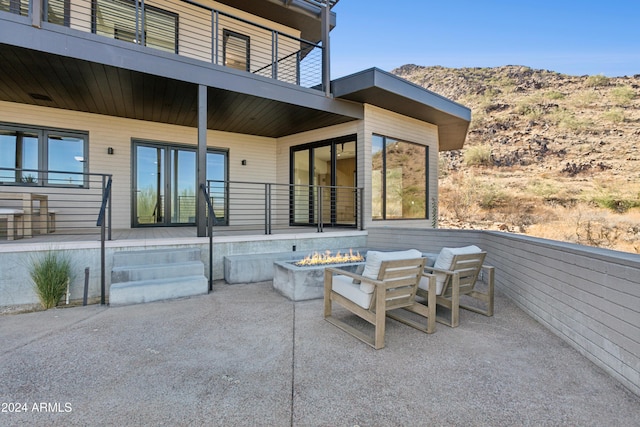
[
  {"x1": 0, "y1": 0, "x2": 470, "y2": 235},
  {"x1": 1, "y1": 1, "x2": 639, "y2": 398}
]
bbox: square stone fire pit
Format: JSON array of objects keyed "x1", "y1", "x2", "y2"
[{"x1": 273, "y1": 260, "x2": 365, "y2": 301}]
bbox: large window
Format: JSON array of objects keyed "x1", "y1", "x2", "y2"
[
  {"x1": 372, "y1": 134, "x2": 428, "y2": 220},
  {"x1": 93, "y1": 0, "x2": 178, "y2": 54},
  {"x1": 0, "y1": 124, "x2": 88, "y2": 187}
]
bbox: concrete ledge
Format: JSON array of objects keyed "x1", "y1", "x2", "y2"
[
  {"x1": 109, "y1": 276, "x2": 208, "y2": 306},
  {"x1": 111, "y1": 261, "x2": 204, "y2": 283},
  {"x1": 224, "y1": 252, "x2": 300, "y2": 284}
]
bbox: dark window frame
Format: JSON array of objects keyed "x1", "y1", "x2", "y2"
[
  {"x1": 0, "y1": 122, "x2": 89, "y2": 188},
  {"x1": 223, "y1": 29, "x2": 250, "y2": 72},
  {"x1": 372, "y1": 133, "x2": 429, "y2": 221},
  {"x1": 91, "y1": 0, "x2": 179, "y2": 54}
]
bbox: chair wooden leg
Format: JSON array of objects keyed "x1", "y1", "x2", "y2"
[
  {"x1": 323, "y1": 270, "x2": 332, "y2": 318},
  {"x1": 459, "y1": 266, "x2": 495, "y2": 317},
  {"x1": 374, "y1": 286, "x2": 386, "y2": 349},
  {"x1": 388, "y1": 274, "x2": 437, "y2": 334},
  {"x1": 450, "y1": 272, "x2": 460, "y2": 328}
]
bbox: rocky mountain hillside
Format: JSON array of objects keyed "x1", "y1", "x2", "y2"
[{"x1": 392, "y1": 65, "x2": 640, "y2": 253}]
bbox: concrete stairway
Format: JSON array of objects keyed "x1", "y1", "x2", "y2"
[{"x1": 109, "y1": 248, "x2": 208, "y2": 306}]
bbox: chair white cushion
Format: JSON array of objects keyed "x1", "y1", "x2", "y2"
[
  {"x1": 360, "y1": 249, "x2": 422, "y2": 294},
  {"x1": 332, "y1": 275, "x2": 373, "y2": 309},
  {"x1": 430, "y1": 245, "x2": 482, "y2": 294},
  {"x1": 419, "y1": 274, "x2": 446, "y2": 295}
]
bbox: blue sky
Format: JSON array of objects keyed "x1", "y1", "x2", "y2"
[{"x1": 330, "y1": 1, "x2": 640, "y2": 78}]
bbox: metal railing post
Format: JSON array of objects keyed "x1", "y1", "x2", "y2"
[
  {"x1": 359, "y1": 187, "x2": 364, "y2": 230},
  {"x1": 108, "y1": 175, "x2": 112, "y2": 240},
  {"x1": 31, "y1": 0, "x2": 42, "y2": 28},
  {"x1": 265, "y1": 183, "x2": 271, "y2": 235},
  {"x1": 200, "y1": 183, "x2": 214, "y2": 292},
  {"x1": 100, "y1": 175, "x2": 106, "y2": 305},
  {"x1": 212, "y1": 10, "x2": 218, "y2": 65},
  {"x1": 317, "y1": 186, "x2": 323, "y2": 232},
  {"x1": 271, "y1": 31, "x2": 278, "y2": 80}
]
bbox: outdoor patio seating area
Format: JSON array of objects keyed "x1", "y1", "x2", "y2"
[{"x1": 2, "y1": 280, "x2": 639, "y2": 426}]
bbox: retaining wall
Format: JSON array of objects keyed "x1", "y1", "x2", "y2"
[{"x1": 367, "y1": 226, "x2": 640, "y2": 396}]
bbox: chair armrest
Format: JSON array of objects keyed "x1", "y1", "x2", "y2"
[
  {"x1": 480, "y1": 264, "x2": 495, "y2": 284},
  {"x1": 324, "y1": 266, "x2": 384, "y2": 288},
  {"x1": 424, "y1": 266, "x2": 455, "y2": 275}
]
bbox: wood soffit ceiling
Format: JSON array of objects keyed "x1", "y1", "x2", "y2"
[{"x1": 0, "y1": 44, "x2": 355, "y2": 138}]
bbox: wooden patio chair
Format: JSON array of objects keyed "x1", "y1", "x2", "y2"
[
  {"x1": 419, "y1": 246, "x2": 495, "y2": 328},
  {"x1": 323, "y1": 249, "x2": 436, "y2": 349}
]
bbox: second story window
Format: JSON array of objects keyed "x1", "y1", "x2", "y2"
[
  {"x1": 92, "y1": 0, "x2": 178, "y2": 54},
  {"x1": 223, "y1": 30, "x2": 249, "y2": 71}
]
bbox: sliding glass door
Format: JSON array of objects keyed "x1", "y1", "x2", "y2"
[
  {"x1": 134, "y1": 144, "x2": 194, "y2": 226},
  {"x1": 133, "y1": 142, "x2": 227, "y2": 227},
  {"x1": 290, "y1": 135, "x2": 357, "y2": 227}
]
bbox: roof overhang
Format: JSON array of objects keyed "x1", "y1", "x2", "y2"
[{"x1": 331, "y1": 68, "x2": 471, "y2": 151}]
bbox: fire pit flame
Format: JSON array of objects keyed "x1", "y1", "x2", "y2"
[{"x1": 294, "y1": 249, "x2": 364, "y2": 266}]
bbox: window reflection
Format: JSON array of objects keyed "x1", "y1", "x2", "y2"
[{"x1": 371, "y1": 134, "x2": 427, "y2": 220}]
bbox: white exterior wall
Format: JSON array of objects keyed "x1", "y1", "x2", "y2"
[
  {"x1": 362, "y1": 104, "x2": 439, "y2": 229},
  {"x1": 0, "y1": 101, "x2": 276, "y2": 229},
  {"x1": 275, "y1": 122, "x2": 359, "y2": 185}
]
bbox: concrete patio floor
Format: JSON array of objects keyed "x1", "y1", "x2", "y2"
[{"x1": 1, "y1": 281, "x2": 639, "y2": 426}]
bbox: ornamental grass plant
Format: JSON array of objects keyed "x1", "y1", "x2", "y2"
[{"x1": 30, "y1": 251, "x2": 73, "y2": 309}]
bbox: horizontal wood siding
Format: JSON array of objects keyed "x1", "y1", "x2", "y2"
[
  {"x1": 0, "y1": 101, "x2": 275, "y2": 228},
  {"x1": 363, "y1": 105, "x2": 439, "y2": 229},
  {"x1": 367, "y1": 227, "x2": 640, "y2": 396}
]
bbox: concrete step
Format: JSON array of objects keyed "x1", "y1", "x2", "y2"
[
  {"x1": 111, "y1": 261, "x2": 204, "y2": 284},
  {"x1": 112, "y1": 248, "x2": 201, "y2": 268},
  {"x1": 109, "y1": 247, "x2": 208, "y2": 306},
  {"x1": 109, "y1": 276, "x2": 209, "y2": 306}
]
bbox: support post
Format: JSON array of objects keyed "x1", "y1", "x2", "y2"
[
  {"x1": 197, "y1": 84, "x2": 207, "y2": 237},
  {"x1": 321, "y1": 2, "x2": 331, "y2": 96}
]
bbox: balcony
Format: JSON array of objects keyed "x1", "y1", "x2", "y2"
[{"x1": 1, "y1": 0, "x2": 327, "y2": 90}]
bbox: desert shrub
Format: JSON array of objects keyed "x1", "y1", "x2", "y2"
[
  {"x1": 516, "y1": 102, "x2": 544, "y2": 119},
  {"x1": 574, "y1": 215, "x2": 621, "y2": 248},
  {"x1": 477, "y1": 183, "x2": 509, "y2": 209},
  {"x1": 592, "y1": 195, "x2": 640, "y2": 213},
  {"x1": 528, "y1": 180, "x2": 559, "y2": 198},
  {"x1": 572, "y1": 91, "x2": 598, "y2": 108},
  {"x1": 440, "y1": 174, "x2": 479, "y2": 221},
  {"x1": 30, "y1": 251, "x2": 73, "y2": 309},
  {"x1": 545, "y1": 91, "x2": 565, "y2": 100},
  {"x1": 464, "y1": 145, "x2": 492, "y2": 166},
  {"x1": 603, "y1": 108, "x2": 625, "y2": 123},
  {"x1": 610, "y1": 86, "x2": 636, "y2": 106},
  {"x1": 555, "y1": 110, "x2": 592, "y2": 131},
  {"x1": 585, "y1": 74, "x2": 609, "y2": 87}
]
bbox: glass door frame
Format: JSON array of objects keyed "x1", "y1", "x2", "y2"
[
  {"x1": 289, "y1": 134, "x2": 357, "y2": 227},
  {"x1": 132, "y1": 141, "x2": 194, "y2": 227},
  {"x1": 131, "y1": 140, "x2": 228, "y2": 228}
]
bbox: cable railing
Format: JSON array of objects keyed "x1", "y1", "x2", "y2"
[
  {"x1": 1, "y1": 0, "x2": 324, "y2": 90},
  {"x1": 0, "y1": 167, "x2": 113, "y2": 304},
  {"x1": 206, "y1": 179, "x2": 364, "y2": 234},
  {"x1": 0, "y1": 167, "x2": 113, "y2": 242}
]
